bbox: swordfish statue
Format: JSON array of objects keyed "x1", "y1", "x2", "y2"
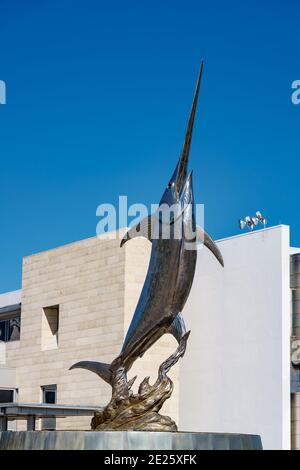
[{"x1": 70, "y1": 62, "x2": 224, "y2": 431}]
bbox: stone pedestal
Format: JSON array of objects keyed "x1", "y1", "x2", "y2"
[{"x1": 0, "y1": 431, "x2": 262, "y2": 450}]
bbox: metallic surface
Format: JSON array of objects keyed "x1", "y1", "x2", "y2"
[
  {"x1": 91, "y1": 333, "x2": 189, "y2": 431},
  {"x1": 70, "y1": 64, "x2": 224, "y2": 431},
  {"x1": 0, "y1": 430, "x2": 262, "y2": 450}
]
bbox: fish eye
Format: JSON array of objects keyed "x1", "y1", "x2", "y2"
[{"x1": 167, "y1": 182, "x2": 174, "y2": 189}]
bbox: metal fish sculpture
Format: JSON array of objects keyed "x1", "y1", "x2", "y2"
[{"x1": 70, "y1": 62, "x2": 224, "y2": 393}]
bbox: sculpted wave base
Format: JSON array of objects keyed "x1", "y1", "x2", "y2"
[{"x1": 0, "y1": 430, "x2": 262, "y2": 450}]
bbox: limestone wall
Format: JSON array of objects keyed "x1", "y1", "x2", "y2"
[{"x1": 5, "y1": 232, "x2": 179, "y2": 430}]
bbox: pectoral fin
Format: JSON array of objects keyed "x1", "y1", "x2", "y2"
[
  {"x1": 120, "y1": 215, "x2": 153, "y2": 247},
  {"x1": 197, "y1": 226, "x2": 224, "y2": 267},
  {"x1": 69, "y1": 361, "x2": 112, "y2": 386}
]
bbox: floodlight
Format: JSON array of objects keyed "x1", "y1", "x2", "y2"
[
  {"x1": 256, "y1": 211, "x2": 267, "y2": 227},
  {"x1": 239, "y1": 219, "x2": 246, "y2": 230}
]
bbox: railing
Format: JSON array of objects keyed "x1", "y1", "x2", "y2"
[{"x1": 0, "y1": 402, "x2": 103, "y2": 431}]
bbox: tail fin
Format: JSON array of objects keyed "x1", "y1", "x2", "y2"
[{"x1": 69, "y1": 361, "x2": 112, "y2": 386}]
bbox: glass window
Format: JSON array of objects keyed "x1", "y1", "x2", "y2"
[
  {"x1": 44, "y1": 390, "x2": 56, "y2": 404},
  {"x1": 0, "y1": 389, "x2": 14, "y2": 403},
  {"x1": 0, "y1": 321, "x2": 6, "y2": 342},
  {"x1": 41, "y1": 385, "x2": 57, "y2": 431},
  {"x1": 41, "y1": 385, "x2": 57, "y2": 404},
  {"x1": 8, "y1": 317, "x2": 20, "y2": 341},
  {"x1": 0, "y1": 313, "x2": 21, "y2": 342}
]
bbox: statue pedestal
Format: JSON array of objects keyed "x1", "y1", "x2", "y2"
[{"x1": 0, "y1": 430, "x2": 262, "y2": 450}]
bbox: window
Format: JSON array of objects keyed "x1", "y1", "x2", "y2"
[
  {"x1": 41, "y1": 305, "x2": 59, "y2": 350},
  {"x1": 0, "y1": 388, "x2": 17, "y2": 403},
  {"x1": 41, "y1": 385, "x2": 57, "y2": 430},
  {"x1": 0, "y1": 308, "x2": 21, "y2": 342},
  {"x1": 42, "y1": 384, "x2": 57, "y2": 404}
]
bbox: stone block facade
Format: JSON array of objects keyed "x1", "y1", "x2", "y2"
[{"x1": 5, "y1": 231, "x2": 179, "y2": 430}]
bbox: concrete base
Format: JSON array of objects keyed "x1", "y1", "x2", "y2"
[{"x1": 0, "y1": 431, "x2": 262, "y2": 450}]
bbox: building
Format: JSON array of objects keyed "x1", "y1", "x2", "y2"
[
  {"x1": 180, "y1": 224, "x2": 299, "y2": 450},
  {"x1": 0, "y1": 225, "x2": 299, "y2": 449},
  {"x1": 0, "y1": 231, "x2": 179, "y2": 432}
]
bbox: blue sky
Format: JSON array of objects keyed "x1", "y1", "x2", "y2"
[{"x1": 0, "y1": 0, "x2": 299, "y2": 292}]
